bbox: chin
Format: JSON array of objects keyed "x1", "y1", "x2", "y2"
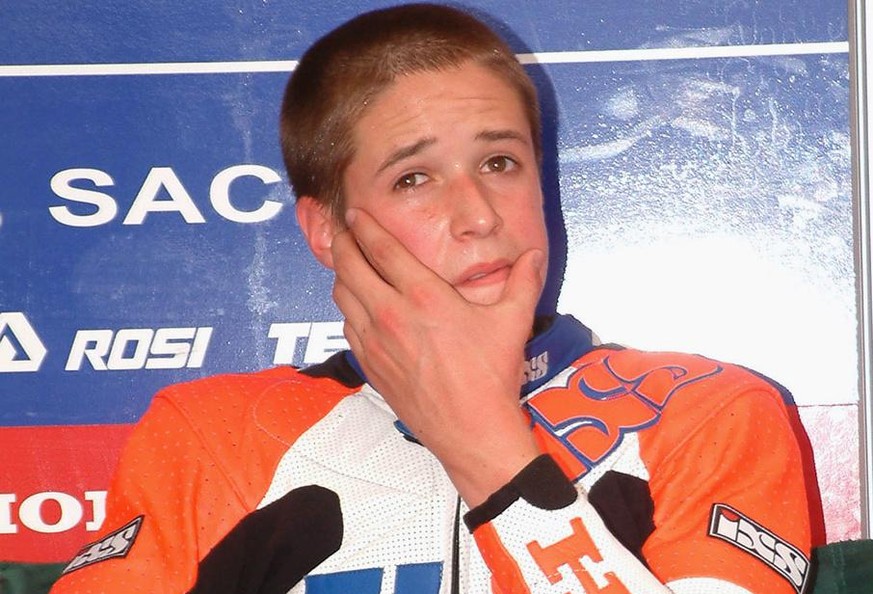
[{"x1": 457, "y1": 285, "x2": 505, "y2": 306}]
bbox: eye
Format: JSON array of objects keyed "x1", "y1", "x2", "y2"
[
  {"x1": 393, "y1": 172, "x2": 429, "y2": 191},
  {"x1": 481, "y1": 155, "x2": 517, "y2": 174}
]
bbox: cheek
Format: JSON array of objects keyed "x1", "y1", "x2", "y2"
[
  {"x1": 505, "y1": 201, "x2": 548, "y2": 247},
  {"x1": 377, "y1": 209, "x2": 450, "y2": 269}
]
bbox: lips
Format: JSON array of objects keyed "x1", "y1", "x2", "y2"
[{"x1": 455, "y1": 260, "x2": 512, "y2": 288}]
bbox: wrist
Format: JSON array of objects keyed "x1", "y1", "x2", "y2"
[
  {"x1": 443, "y1": 431, "x2": 541, "y2": 508},
  {"x1": 464, "y1": 453, "x2": 578, "y2": 531}
]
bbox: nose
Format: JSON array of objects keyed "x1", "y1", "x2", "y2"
[{"x1": 448, "y1": 173, "x2": 502, "y2": 239}]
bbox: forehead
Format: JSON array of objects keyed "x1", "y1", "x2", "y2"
[{"x1": 350, "y1": 62, "x2": 531, "y2": 153}]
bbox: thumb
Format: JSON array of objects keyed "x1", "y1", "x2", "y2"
[{"x1": 500, "y1": 248, "x2": 546, "y2": 315}]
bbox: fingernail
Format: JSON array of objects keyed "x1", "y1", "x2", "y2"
[{"x1": 345, "y1": 208, "x2": 358, "y2": 227}]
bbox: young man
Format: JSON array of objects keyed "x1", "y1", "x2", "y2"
[{"x1": 51, "y1": 4, "x2": 814, "y2": 593}]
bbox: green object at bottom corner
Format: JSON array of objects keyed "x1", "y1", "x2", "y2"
[
  {"x1": 809, "y1": 540, "x2": 873, "y2": 594},
  {"x1": 0, "y1": 563, "x2": 66, "y2": 594}
]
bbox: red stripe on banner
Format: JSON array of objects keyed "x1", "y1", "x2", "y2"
[{"x1": 0, "y1": 424, "x2": 134, "y2": 563}]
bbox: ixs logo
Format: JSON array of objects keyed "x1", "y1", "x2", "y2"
[
  {"x1": 523, "y1": 351, "x2": 549, "y2": 384},
  {"x1": 0, "y1": 490, "x2": 106, "y2": 536},
  {"x1": 0, "y1": 312, "x2": 47, "y2": 373},
  {"x1": 66, "y1": 327, "x2": 213, "y2": 371},
  {"x1": 708, "y1": 503, "x2": 809, "y2": 593},
  {"x1": 526, "y1": 353, "x2": 722, "y2": 481},
  {"x1": 48, "y1": 165, "x2": 285, "y2": 227},
  {"x1": 62, "y1": 516, "x2": 143, "y2": 575}
]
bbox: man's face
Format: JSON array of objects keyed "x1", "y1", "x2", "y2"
[{"x1": 341, "y1": 60, "x2": 549, "y2": 306}]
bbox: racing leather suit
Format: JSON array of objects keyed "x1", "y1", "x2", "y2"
[{"x1": 50, "y1": 315, "x2": 812, "y2": 594}]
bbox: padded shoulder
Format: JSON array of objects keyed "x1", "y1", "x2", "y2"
[{"x1": 147, "y1": 366, "x2": 358, "y2": 510}]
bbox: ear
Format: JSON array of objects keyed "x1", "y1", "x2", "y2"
[{"x1": 296, "y1": 196, "x2": 339, "y2": 269}]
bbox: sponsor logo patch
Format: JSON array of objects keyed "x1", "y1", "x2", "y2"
[
  {"x1": 708, "y1": 503, "x2": 809, "y2": 593},
  {"x1": 62, "y1": 516, "x2": 144, "y2": 575},
  {"x1": 526, "y1": 355, "x2": 721, "y2": 481},
  {"x1": 523, "y1": 351, "x2": 549, "y2": 384}
]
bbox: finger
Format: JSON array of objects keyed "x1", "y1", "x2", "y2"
[
  {"x1": 331, "y1": 228, "x2": 398, "y2": 304},
  {"x1": 498, "y1": 248, "x2": 546, "y2": 317},
  {"x1": 333, "y1": 282, "x2": 367, "y2": 369},
  {"x1": 344, "y1": 207, "x2": 442, "y2": 292},
  {"x1": 342, "y1": 319, "x2": 364, "y2": 361},
  {"x1": 332, "y1": 277, "x2": 371, "y2": 329}
]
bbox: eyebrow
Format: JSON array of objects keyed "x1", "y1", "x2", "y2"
[
  {"x1": 376, "y1": 128, "x2": 530, "y2": 174},
  {"x1": 475, "y1": 129, "x2": 529, "y2": 145},
  {"x1": 377, "y1": 137, "x2": 436, "y2": 173}
]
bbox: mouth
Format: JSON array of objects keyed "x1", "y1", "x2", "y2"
[{"x1": 455, "y1": 260, "x2": 512, "y2": 288}]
